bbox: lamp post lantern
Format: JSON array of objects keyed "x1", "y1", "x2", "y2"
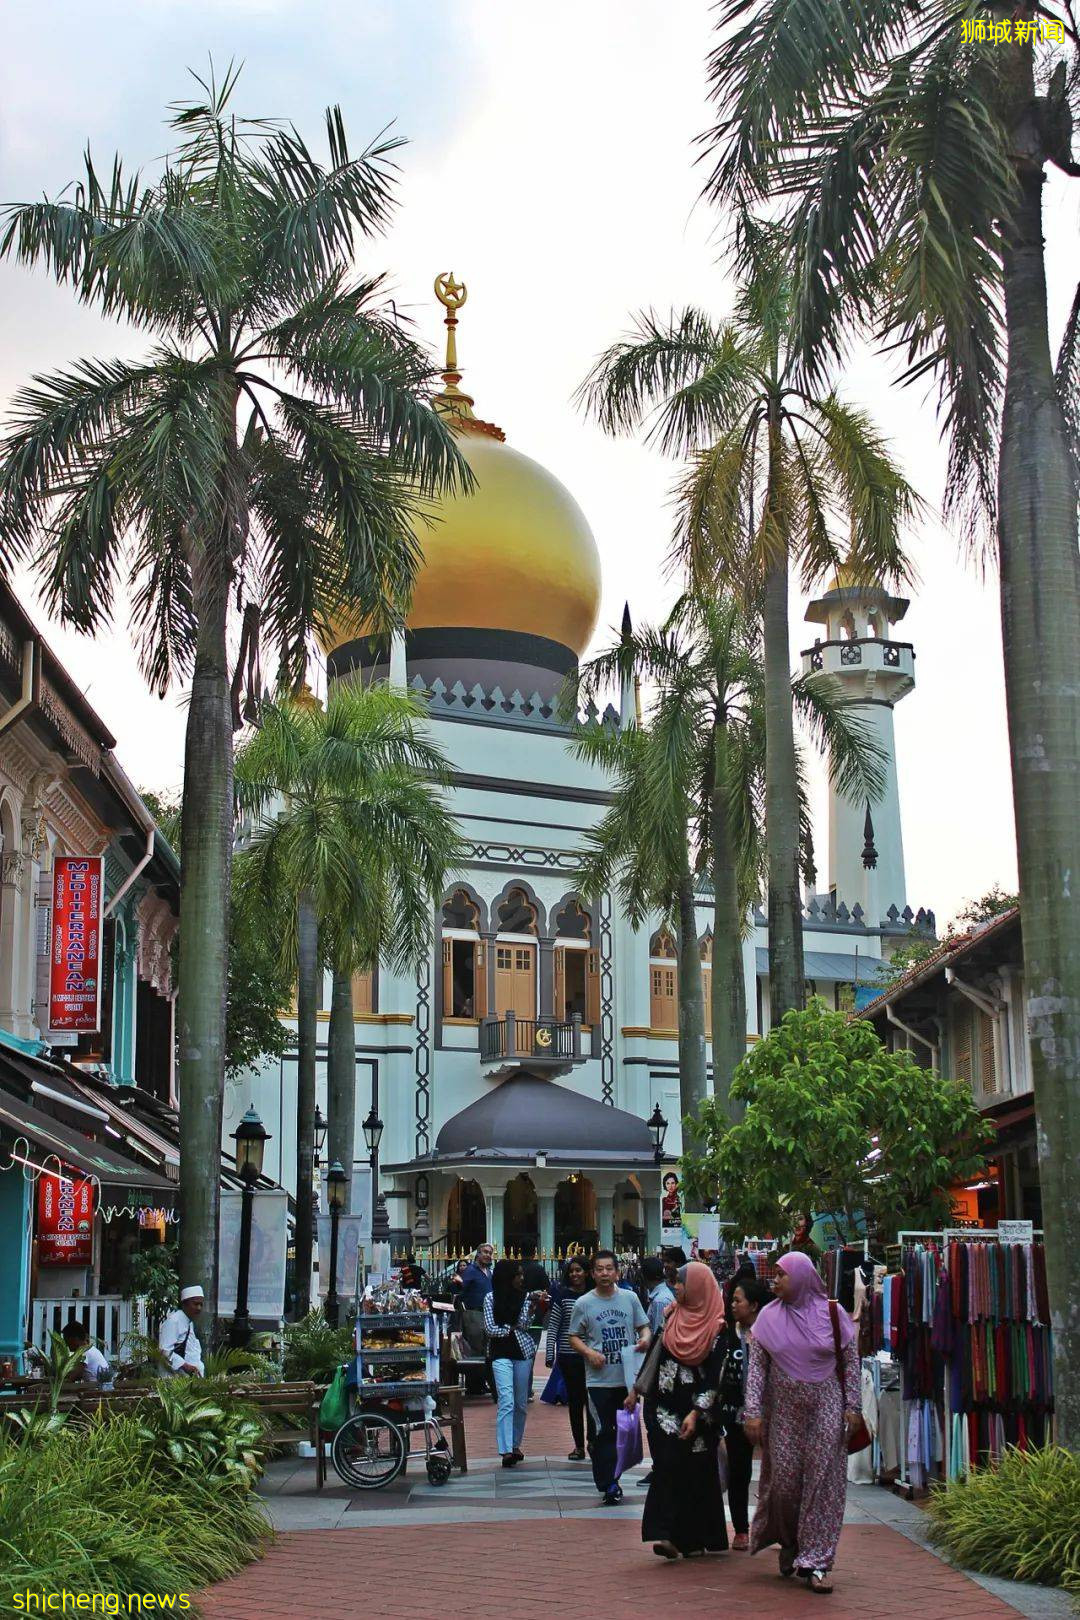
[
  {"x1": 230, "y1": 1105, "x2": 270, "y2": 1347},
  {"x1": 648, "y1": 1104, "x2": 669, "y2": 1164},
  {"x1": 363, "y1": 1105, "x2": 391, "y2": 1244},
  {"x1": 324, "y1": 1160, "x2": 348, "y2": 1327},
  {"x1": 313, "y1": 1104, "x2": 328, "y2": 1166}
]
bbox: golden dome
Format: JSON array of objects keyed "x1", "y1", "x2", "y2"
[{"x1": 320, "y1": 274, "x2": 601, "y2": 663}]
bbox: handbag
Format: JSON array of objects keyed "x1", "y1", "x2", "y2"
[
  {"x1": 539, "y1": 1361, "x2": 568, "y2": 1406},
  {"x1": 828, "y1": 1300, "x2": 871, "y2": 1454},
  {"x1": 614, "y1": 1405, "x2": 644, "y2": 1478},
  {"x1": 632, "y1": 1329, "x2": 665, "y2": 1399}
]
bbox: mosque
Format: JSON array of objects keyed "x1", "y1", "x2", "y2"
[{"x1": 227, "y1": 275, "x2": 932, "y2": 1259}]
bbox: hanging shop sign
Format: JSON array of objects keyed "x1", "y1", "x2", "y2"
[
  {"x1": 48, "y1": 856, "x2": 104, "y2": 1033},
  {"x1": 37, "y1": 1170, "x2": 94, "y2": 1265}
]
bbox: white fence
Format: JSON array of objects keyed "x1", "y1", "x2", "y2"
[{"x1": 31, "y1": 1294, "x2": 148, "y2": 1357}]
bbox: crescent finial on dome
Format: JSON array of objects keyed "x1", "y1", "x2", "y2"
[{"x1": 433, "y1": 271, "x2": 476, "y2": 420}]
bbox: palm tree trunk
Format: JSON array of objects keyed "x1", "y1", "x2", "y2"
[
  {"x1": 327, "y1": 966, "x2": 356, "y2": 1203},
  {"x1": 761, "y1": 459, "x2": 805, "y2": 1022},
  {"x1": 998, "y1": 124, "x2": 1080, "y2": 1447},
  {"x1": 176, "y1": 566, "x2": 233, "y2": 1337},
  {"x1": 675, "y1": 854, "x2": 708, "y2": 1165},
  {"x1": 710, "y1": 719, "x2": 746, "y2": 1119},
  {"x1": 293, "y1": 892, "x2": 319, "y2": 1318}
]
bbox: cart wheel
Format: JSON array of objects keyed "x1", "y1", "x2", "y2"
[
  {"x1": 331, "y1": 1412, "x2": 407, "y2": 1490},
  {"x1": 426, "y1": 1451, "x2": 452, "y2": 1486}
]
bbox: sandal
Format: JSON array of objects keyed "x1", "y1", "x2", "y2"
[
  {"x1": 653, "y1": 1542, "x2": 680, "y2": 1560},
  {"x1": 567, "y1": 1447, "x2": 586, "y2": 1461},
  {"x1": 731, "y1": 1532, "x2": 749, "y2": 1551},
  {"x1": 808, "y1": 1571, "x2": 833, "y2": 1594}
]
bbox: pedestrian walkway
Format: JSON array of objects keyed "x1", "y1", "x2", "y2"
[{"x1": 204, "y1": 1364, "x2": 1072, "y2": 1619}]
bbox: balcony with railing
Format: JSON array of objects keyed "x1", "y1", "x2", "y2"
[
  {"x1": 480, "y1": 1011, "x2": 586, "y2": 1076},
  {"x1": 801, "y1": 636, "x2": 915, "y2": 698}
]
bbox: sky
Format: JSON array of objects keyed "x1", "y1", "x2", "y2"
[{"x1": 1, "y1": 0, "x2": 1075, "y2": 925}]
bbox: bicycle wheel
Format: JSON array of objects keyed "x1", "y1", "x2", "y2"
[{"x1": 331, "y1": 1412, "x2": 407, "y2": 1490}]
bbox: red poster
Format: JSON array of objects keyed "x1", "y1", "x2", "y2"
[
  {"x1": 37, "y1": 1172, "x2": 94, "y2": 1265},
  {"x1": 48, "y1": 856, "x2": 104, "y2": 1032}
]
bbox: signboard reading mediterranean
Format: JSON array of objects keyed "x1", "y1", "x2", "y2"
[{"x1": 49, "y1": 856, "x2": 104, "y2": 1033}]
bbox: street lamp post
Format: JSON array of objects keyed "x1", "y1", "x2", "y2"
[
  {"x1": 324, "y1": 1160, "x2": 348, "y2": 1327},
  {"x1": 313, "y1": 1104, "x2": 328, "y2": 1167},
  {"x1": 230, "y1": 1105, "x2": 270, "y2": 1348},
  {"x1": 363, "y1": 1105, "x2": 390, "y2": 1244},
  {"x1": 648, "y1": 1104, "x2": 668, "y2": 1164}
]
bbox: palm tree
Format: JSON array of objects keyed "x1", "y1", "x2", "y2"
[
  {"x1": 699, "y1": 0, "x2": 1080, "y2": 1449},
  {"x1": 0, "y1": 67, "x2": 466, "y2": 1318},
  {"x1": 575, "y1": 591, "x2": 883, "y2": 1130},
  {"x1": 578, "y1": 243, "x2": 917, "y2": 1024},
  {"x1": 234, "y1": 679, "x2": 462, "y2": 1316}
]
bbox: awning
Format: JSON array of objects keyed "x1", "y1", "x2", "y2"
[
  {"x1": 0, "y1": 1091, "x2": 174, "y2": 1193},
  {"x1": 756, "y1": 947, "x2": 894, "y2": 985},
  {"x1": 58, "y1": 1072, "x2": 180, "y2": 1173}
]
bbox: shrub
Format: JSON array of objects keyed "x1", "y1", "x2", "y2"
[
  {"x1": 925, "y1": 1445, "x2": 1080, "y2": 1592},
  {"x1": 282, "y1": 1310, "x2": 354, "y2": 1382},
  {"x1": 0, "y1": 1396, "x2": 270, "y2": 1613}
]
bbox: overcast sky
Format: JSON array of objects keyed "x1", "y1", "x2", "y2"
[{"x1": 2, "y1": 0, "x2": 1075, "y2": 924}]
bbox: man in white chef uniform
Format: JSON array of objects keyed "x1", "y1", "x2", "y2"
[{"x1": 158, "y1": 1284, "x2": 206, "y2": 1376}]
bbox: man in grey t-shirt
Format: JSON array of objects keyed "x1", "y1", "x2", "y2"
[{"x1": 569, "y1": 1251, "x2": 650, "y2": 1503}]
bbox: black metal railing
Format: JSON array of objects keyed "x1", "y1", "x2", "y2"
[{"x1": 480, "y1": 1012, "x2": 584, "y2": 1065}]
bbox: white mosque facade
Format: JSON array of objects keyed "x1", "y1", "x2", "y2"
[{"x1": 226, "y1": 281, "x2": 932, "y2": 1258}]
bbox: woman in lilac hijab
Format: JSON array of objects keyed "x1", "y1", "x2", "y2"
[{"x1": 741, "y1": 1250, "x2": 861, "y2": 1595}]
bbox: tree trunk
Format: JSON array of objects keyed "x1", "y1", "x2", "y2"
[
  {"x1": 293, "y1": 893, "x2": 320, "y2": 1319},
  {"x1": 998, "y1": 115, "x2": 1080, "y2": 1446},
  {"x1": 761, "y1": 479, "x2": 805, "y2": 1022},
  {"x1": 675, "y1": 855, "x2": 708, "y2": 1166},
  {"x1": 327, "y1": 966, "x2": 357, "y2": 1206},
  {"x1": 176, "y1": 562, "x2": 233, "y2": 1339},
  {"x1": 710, "y1": 718, "x2": 747, "y2": 1119}
]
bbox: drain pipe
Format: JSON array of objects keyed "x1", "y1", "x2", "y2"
[
  {"x1": 104, "y1": 823, "x2": 155, "y2": 917},
  {"x1": 0, "y1": 639, "x2": 40, "y2": 737}
]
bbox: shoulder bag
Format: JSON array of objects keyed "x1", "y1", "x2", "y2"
[{"x1": 829, "y1": 1300, "x2": 871, "y2": 1454}]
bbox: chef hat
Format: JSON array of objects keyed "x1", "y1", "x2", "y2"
[{"x1": 180, "y1": 1285, "x2": 205, "y2": 1302}]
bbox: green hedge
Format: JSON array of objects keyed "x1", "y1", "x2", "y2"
[
  {"x1": 925, "y1": 1445, "x2": 1080, "y2": 1593},
  {"x1": 0, "y1": 1389, "x2": 270, "y2": 1616}
]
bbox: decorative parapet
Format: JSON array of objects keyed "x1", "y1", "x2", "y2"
[
  {"x1": 747, "y1": 897, "x2": 936, "y2": 936},
  {"x1": 409, "y1": 674, "x2": 620, "y2": 733}
]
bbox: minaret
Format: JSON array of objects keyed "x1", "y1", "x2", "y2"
[
  {"x1": 618, "y1": 602, "x2": 636, "y2": 731},
  {"x1": 802, "y1": 566, "x2": 915, "y2": 918}
]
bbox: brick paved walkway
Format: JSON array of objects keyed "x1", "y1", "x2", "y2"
[{"x1": 201, "y1": 1518, "x2": 1022, "y2": 1619}]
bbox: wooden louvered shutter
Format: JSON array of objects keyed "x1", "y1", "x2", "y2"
[
  {"x1": 442, "y1": 939, "x2": 454, "y2": 1014},
  {"x1": 586, "y1": 949, "x2": 600, "y2": 1026},
  {"x1": 352, "y1": 970, "x2": 373, "y2": 1015},
  {"x1": 554, "y1": 947, "x2": 566, "y2": 1022},
  {"x1": 495, "y1": 944, "x2": 514, "y2": 1016},
  {"x1": 951, "y1": 1002, "x2": 973, "y2": 1086},
  {"x1": 702, "y1": 963, "x2": 712, "y2": 1037},
  {"x1": 474, "y1": 941, "x2": 487, "y2": 1018},
  {"x1": 979, "y1": 1012, "x2": 997, "y2": 1093}
]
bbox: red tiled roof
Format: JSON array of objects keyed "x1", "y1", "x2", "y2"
[{"x1": 857, "y1": 906, "x2": 1020, "y2": 1018}]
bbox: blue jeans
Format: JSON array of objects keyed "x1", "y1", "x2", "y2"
[{"x1": 492, "y1": 1356, "x2": 530, "y2": 1455}]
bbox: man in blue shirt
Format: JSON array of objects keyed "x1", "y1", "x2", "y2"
[
  {"x1": 641, "y1": 1255, "x2": 675, "y2": 1334},
  {"x1": 457, "y1": 1242, "x2": 494, "y2": 1354}
]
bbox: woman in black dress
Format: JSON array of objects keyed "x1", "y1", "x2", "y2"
[{"x1": 627, "y1": 1261, "x2": 729, "y2": 1559}]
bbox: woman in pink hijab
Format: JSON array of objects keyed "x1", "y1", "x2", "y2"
[{"x1": 742, "y1": 1250, "x2": 861, "y2": 1595}]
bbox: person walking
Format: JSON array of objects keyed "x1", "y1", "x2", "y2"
[
  {"x1": 742, "y1": 1251, "x2": 861, "y2": 1595},
  {"x1": 568, "y1": 1250, "x2": 650, "y2": 1506},
  {"x1": 483, "y1": 1259, "x2": 535, "y2": 1467},
  {"x1": 628, "y1": 1261, "x2": 728, "y2": 1560},
  {"x1": 544, "y1": 1256, "x2": 594, "y2": 1460},
  {"x1": 158, "y1": 1286, "x2": 205, "y2": 1377},
  {"x1": 719, "y1": 1275, "x2": 772, "y2": 1549},
  {"x1": 459, "y1": 1242, "x2": 494, "y2": 1356}
]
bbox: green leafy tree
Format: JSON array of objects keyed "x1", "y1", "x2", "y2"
[
  {"x1": 225, "y1": 859, "x2": 293, "y2": 1080},
  {"x1": 681, "y1": 998, "x2": 994, "y2": 1241},
  {"x1": 0, "y1": 67, "x2": 466, "y2": 1325},
  {"x1": 702, "y1": 0, "x2": 1080, "y2": 1444},
  {"x1": 234, "y1": 680, "x2": 462, "y2": 1315},
  {"x1": 578, "y1": 237, "x2": 917, "y2": 1024},
  {"x1": 883, "y1": 885, "x2": 1020, "y2": 981},
  {"x1": 575, "y1": 592, "x2": 884, "y2": 1122}
]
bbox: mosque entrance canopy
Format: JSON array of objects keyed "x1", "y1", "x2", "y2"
[{"x1": 383, "y1": 1072, "x2": 658, "y2": 1175}]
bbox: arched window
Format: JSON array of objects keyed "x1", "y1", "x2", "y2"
[
  {"x1": 649, "y1": 930, "x2": 677, "y2": 1030},
  {"x1": 441, "y1": 887, "x2": 486, "y2": 1022},
  {"x1": 866, "y1": 612, "x2": 881, "y2": 639},
  {"x1": 840, "y1": 610, "x2": 857, "y2": 641},
  {"x1": 553, "y1": 897, "x2": 599, "y2": 1026},
  {"x1": 494, "y1": 886, "x2": 538, "y2": 1020}
]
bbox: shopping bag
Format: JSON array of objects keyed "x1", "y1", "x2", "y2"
[
  {"x1": 540, "y1": 1362, "x2": 568, "y2": 1406},
  {"x1": 318, "y1": 1364, "x2": 350, "y2": 1434},
  {"x1": 614, "y1": 1405, "x2": 644, "y2": 1478}
]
